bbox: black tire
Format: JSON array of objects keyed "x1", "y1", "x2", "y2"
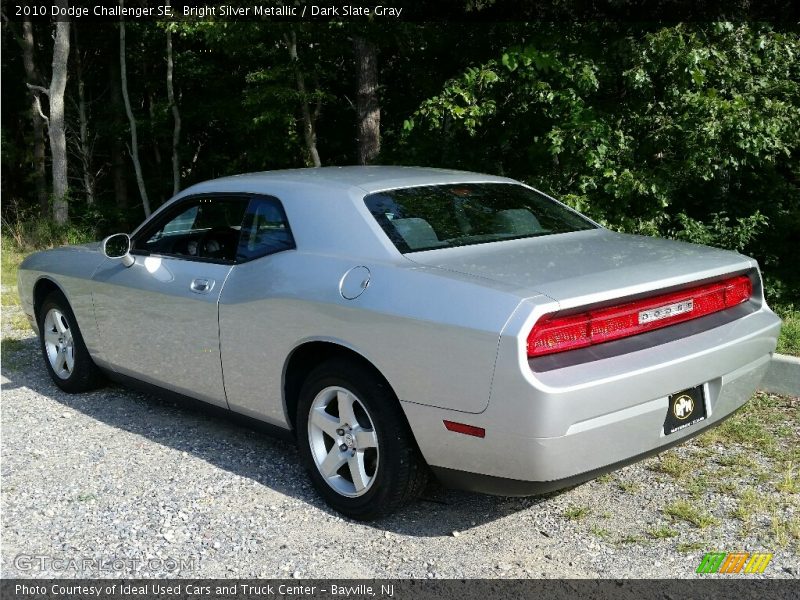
[
  {"x1": 296, "y1": 358, "x2": 429, "y2": 520},
  {"x1": 37, "y1": 290, "x2": 104, "y2": 393}
]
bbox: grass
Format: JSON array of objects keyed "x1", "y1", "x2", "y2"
[
  {"x1": 770, "y1": 513, "x2": 800, "y2": 548},
  {"x1": 0, "y1": 337, "x2": 28, "y2": 371},
  {"x1": 563, "y1": 505, "x2": 591, "y2": 521},
  {"x1": 590, "y1": 525, "x2": 611, "y2": 540},
  {"x1": 648, "y1": 453, "x2": 684, "y2": 479},
  {"x1": 677, "y1": 541, "x2": 706, "y2": 553},
  {"x1": 683, "y1": 473, "x2": 710, "y2": 499},
  {"x1": 696, "y1": 392, "x2": 787, "y2": 452},
  {"x1": 1, "y1": 338, "x2": 25, "y2": 353},
  {"x1": 617, "y1": 481, "x2": 640, "y2": 493},
  {"x1": 714, "y1": 480, "x2": 738, "y2": 494},
  {"x1": 1, "y1": 239, "x2": 24, "y2": 288},
  {"x1": 728, "y1": 485, "x2": 799, "y2": 548},
  {"x1": 647, "y1": 525, "x2": 679, "y2": 539},
  {"x1": 3, "y1": 310, "x2": 31, "y2": 333},
  {"x1": 775, "y1": 462, "x2": 798, "y2": 494},
  {"x1": 774, "y1": 306, "x2": 800, "y2": 357},
  {"x1": 730, "y1": 487, "x2": 763, "y2": 522},
  {"x1": 618, "y1": 534, "x2": 644, "y2": 545},
  {"x1": 1, "y1": 290, "x2": 20, "y2": 307},
  {"x1": 663, "y1": 500, "x2": 719, "y2": 528}
]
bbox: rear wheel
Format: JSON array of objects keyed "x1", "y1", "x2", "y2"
[
  {"x1": 38, "y1": 290, "x2": 104, "y2": 393},
  {"x1": 296, "y1": 358, "x2": 428, "y2": 520}
]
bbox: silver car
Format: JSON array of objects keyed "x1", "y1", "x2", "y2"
[{"x1": 18, "y1": 166, "x2": 781, "y2": 519}]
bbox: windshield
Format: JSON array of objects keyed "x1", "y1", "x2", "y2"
[{"x1": 364, "y1": 183, "x2": 596, "y2": 253}]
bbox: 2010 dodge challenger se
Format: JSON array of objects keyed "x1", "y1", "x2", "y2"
[{"x1": 18, "y1": 166, "x2": 781, "y2": 519}]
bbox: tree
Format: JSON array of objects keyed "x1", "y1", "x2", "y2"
[
  {"x1": 119, "y1": 7, "x2": 151, "y2": 218},
  {"x1": 19, "y1": 18, "x2": 48, "y2": 216},
  {"x1": 25, "y1": 8, "x2": 71, "y2": 224},
  {"x1": 165, "y1": 5, "x2": 181, "y2": 195},
  {"x1": 353, "y1": 36, "x2": 380, "y2": 165},
  {"x1": 284, "y1": 28, "x2": 321, "y2": 167},
  {"x1": 49, "y1": 14, "x2": 70, "y2": 224},
  {"x1": 72, "y1": 22, "x2": 96, "y2": 206}
]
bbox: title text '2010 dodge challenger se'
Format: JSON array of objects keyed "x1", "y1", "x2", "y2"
[{"x1": 18, "y1": 167, "x2": 781, "y2": 519}]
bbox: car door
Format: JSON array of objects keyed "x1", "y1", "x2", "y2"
[{"x1": 91, "y1": 194, "x2": 251, "y2": 407}]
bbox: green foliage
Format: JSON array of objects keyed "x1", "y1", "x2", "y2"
[
  {"x1": 1, "y1": 210, "x2": 95, "y2": 256},
  {"x1": 401, "y1": 23, "x2": 800, "y2": 294},
  {"x1": 672, "y1": 211, "x2": 768, "y2": 252},
  {"x1": 775, "y1": 308, "x2": 800, "y2": 356}
]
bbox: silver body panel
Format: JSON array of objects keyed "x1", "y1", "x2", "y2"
[
  {"x1": 18, "y1": 166, "x2": 781, "y2": 491},
  {"x1": 91, "y1": 255, "x2": 233, "y2": 407}
]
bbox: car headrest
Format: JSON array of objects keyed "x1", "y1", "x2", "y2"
[
  {"x1": 391, "y1": 217, "x2": 444, "y2": 249},
  {"x1": 494, "y1": 208, "x2": 542, "y2": 235}
]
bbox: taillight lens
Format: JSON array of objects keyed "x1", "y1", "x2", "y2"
[{"x1": 528, "y1": 275, "x2": 752, "y2": 358}]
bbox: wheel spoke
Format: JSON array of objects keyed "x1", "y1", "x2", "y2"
[
  {"x1": 54, "y1": 313, "x2": 67, "y2": 334},
  {"x1": 354, "y1": 428, "x2": 377, "y2": 449},
  {"x1": 310, "y1": 407, "x2": 340, "y2": 438},
  {"x1": 336, "y1": 390, "x2": 358, "y2": 427},
  {"x1": 43, "y1": 329, "x2": 60, "y2": 346},
  {"x1": 65, "y1": 347, "x2": 75, "y2": 372},
  {"x1": 55, "y1": 351, "x2": 67, "y2": 373},
  {"x1": 348, "y1": 453, "x2": 369, "y2": 492},
  {"x1": 319, "y1": 447, "x2": 347, "y2": 477}
]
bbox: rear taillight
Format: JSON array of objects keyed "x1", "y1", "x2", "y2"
[{"x1": 527, "y1": 275, "x2": 752, "y2": 358}]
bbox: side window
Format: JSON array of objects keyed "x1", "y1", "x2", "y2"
[
  {"x1": 236, "y1": 196, "x2": 295, "y2": 261},
  {"x1": 133, "y1": 196, "x2": 250, "y2": 262}
]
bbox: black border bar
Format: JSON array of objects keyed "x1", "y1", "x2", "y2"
[
  {"x1": 3, "y1": 0, "x2": 800, "y2": 22},
  {"x1": 2, "y1": 579, "x2": 799, "y2": 600}
]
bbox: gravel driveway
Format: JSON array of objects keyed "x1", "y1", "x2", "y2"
[{"x1": 1, "y1": 300, "x2": 798, "y2": 579}]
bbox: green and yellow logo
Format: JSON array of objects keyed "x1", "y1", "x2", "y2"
[{"x1": 696, "y1": 552, "x2": 773, "y2": 574}]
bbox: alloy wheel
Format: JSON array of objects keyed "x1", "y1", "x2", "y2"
[
  {"x1": 307, "y1": 385, "x2": 380, "y2": 498},
  {"x1": 42, "y1": 308, "x2": 75, "y2": 380}
]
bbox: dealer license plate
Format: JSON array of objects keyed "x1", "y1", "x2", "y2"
[{"x1": 664, "y1": 385, "x2": 707, "y2": 435}]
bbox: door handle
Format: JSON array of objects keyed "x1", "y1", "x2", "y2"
[{"x1": 190, "y1": 278, "x2": 215, "y2": 294}]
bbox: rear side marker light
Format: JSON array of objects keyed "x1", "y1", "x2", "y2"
[
  {"x1": 528, "y1": 275, "x2": 752, "y2": 358},
  {"x1": 443, "y1": 420, "x2": 486, "y2": 438}
]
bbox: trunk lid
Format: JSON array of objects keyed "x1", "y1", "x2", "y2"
[{"x1": 406, "y1": 229, "x2": 754, "y2": 308}]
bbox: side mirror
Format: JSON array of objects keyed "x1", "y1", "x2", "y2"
[{"x1": 102, "y1": 233, "x2": 135, "y2": 267}]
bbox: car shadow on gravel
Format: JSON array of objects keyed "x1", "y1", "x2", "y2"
[{"x1": 1, "y1": 339, "x2": 562, "y2": 537}]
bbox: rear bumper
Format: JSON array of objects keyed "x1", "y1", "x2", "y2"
[
  {"x1": 402, "y1": 306, "x2": 780, "y2": 494},
  {"x1": 430, "y1": 400, "x2": 745, "y2": 496}
]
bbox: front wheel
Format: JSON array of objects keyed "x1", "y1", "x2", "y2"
[
  {"x1": 296, "y1": 359, "x2": 428, "y2": 520},
  {"x1": 37, "y1": 290, "x2": 104, "y2": 393}
]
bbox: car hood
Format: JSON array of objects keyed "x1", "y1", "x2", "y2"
[{"x1": 405, "y1": 229, "x2": 754, "y2": 307}]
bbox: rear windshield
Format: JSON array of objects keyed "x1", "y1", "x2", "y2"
[{"x1": 364, "y1": 183, "x2": 596, "y2": 253}]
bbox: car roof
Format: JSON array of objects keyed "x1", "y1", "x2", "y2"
[{"x1": 185, "y1": 166, "x2": 515, "y2": 196}]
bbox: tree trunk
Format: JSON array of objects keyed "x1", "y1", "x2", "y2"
[
  {"x1": 119, "y1": 10, "x2": 151, "y2": 218},
  {"x1": 49, "y1": 15, "x2": 71, "y2": 225},
  {"x1": 20, "y1": 18, "x2": 49, "y2": 217},
  {"x1": 147, "y1": 90, "x2": 163, "y2": 167},
  {"x1": 353, "y1": 37, "x2": 380, "y2": 165},
  {"x1": 284, "y1": 29, "x2": 321, "y2": 167},
  {"x1": 166, "y1": 12, "x2": 181, "y2": 195},
  {"x1": 109, "y1": 50, "x2": 128, "y2": 216},
  {"x1": 73, "y1": 24, "x2": 95, "y2": 206}
]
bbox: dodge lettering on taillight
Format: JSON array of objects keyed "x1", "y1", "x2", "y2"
[{"x1": 638, "y1": 299, "x2": 694, "y2": 324}]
